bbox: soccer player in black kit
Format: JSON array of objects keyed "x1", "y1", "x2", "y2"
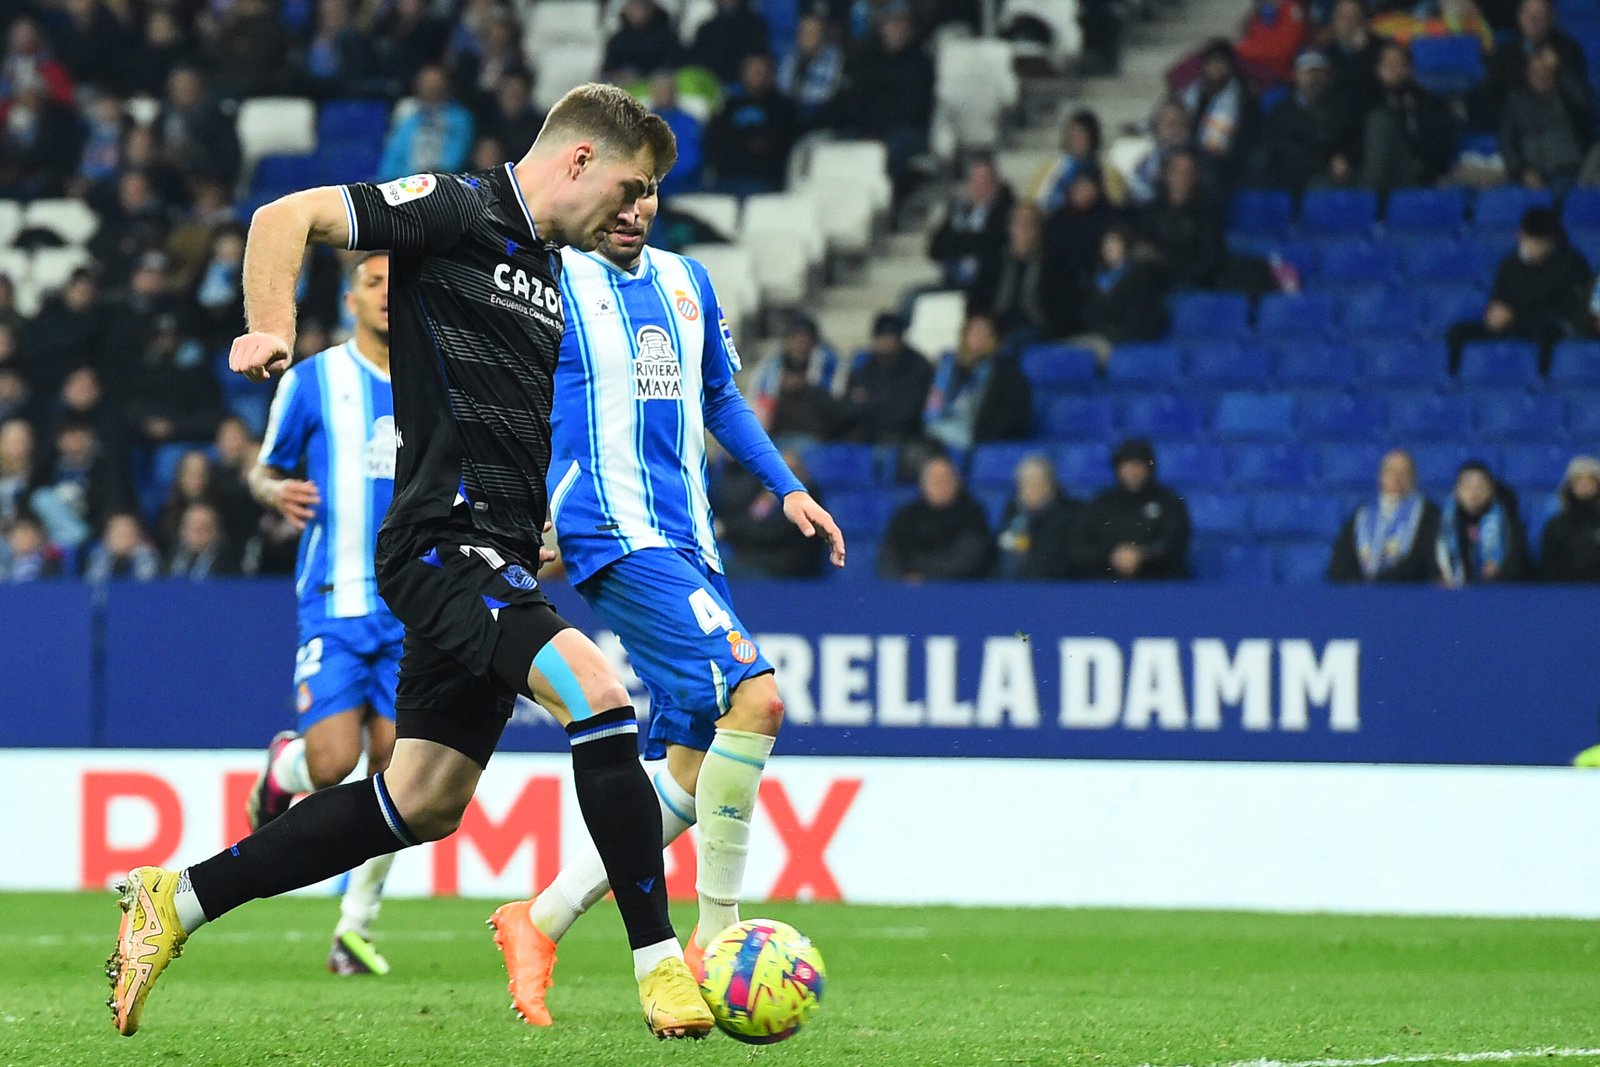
[{"x1": 105, "y1": 84, "x2": 715, "y2": 1040}]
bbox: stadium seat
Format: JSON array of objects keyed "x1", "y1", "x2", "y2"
[
  {"x1": 1106, "y1": 341, "x2": 1182, "y2": 385},
  {"x1": 1298, "y1": 189, "x2": 1378, "y2": 236},
  {"x1": 1384, "y1": 188, "x2": 1468, "y2": 234},
  {"x1": 1020, "y1": 343, "x2": 1098, "y2": 389},
  {"x1": 1226, "y1": 190, "x2": 1294, "y2": 238},
  {"x1": 1002, "y1": 0, "x2": 1085, "y2": 65},
  {"x1": 1228, "y1": 444, "x2": 1316, "y2": 488},
  {"x1": 1038, "y1": 395, "x2": 1117, "y2": 440},
  {"x1": 1408, "y1": 442, "x2": 1479, "y2": 490},
  {"x1": 1275, "y1": 341, "x2": 1359, "y2": 385},
  {"x1": 0, "y1": 200, "x2": 20, "y2": 247},
  {"x1": 316, "y1": 99, "x2": 390, "y2": 151},
  {"x1": 1360, "y1": 340, "x2": 1450, "y2": 385},
  {"x1": 743, "y1": 193, "x2": 824, "y2": 267},
  {"x1": 821, "y1": 489, "x2": 889, "y2": 539},
  {"x1": 1548, "y1": 340, "x2": 1600, "y2": 384},
  {"x1": 1396, "y1": 237, "x2": 1484, "y2": 284},
  {"x1": 1052, "y1": 442, "x2": 1112, "y2": 488},
  {"x1": 20, "y1": 199, "x2": 98, "y2": 246},
  {"x1": 969, "y1": 444, "x2": 1046, "y2": 489},
  {"x1": 679, "y1": 243, "x2": 758, "y2": 330},
  {"x1": 236, "y1": 97, "x2": 318, "y2": 173},
  {"x1": 533, "y1": 41, "x2": 604, "y2": 111},
  {"x1": 1187, "y1": 493, "x2": 1251, "y2": 536},
  {"x1": 1502, "y1": 443, "x2": 1576, "y2": 489},
  {"x1": 1565, "y1": 392, "x2": 1600, "y2": 436},
  {"x1": 1298, "y1": 392, "x2": 1384, "y2": 440},
  {"x1": 1169, "y1": 291, "x2": 1250, "y2": 340},
  {"x1": 742, "y1": 230, "x2": 810, "y2": 307},
  {"x1": 667, "y1": 192, "x2": 739, "y2": 238},
  {"x1": 249, "y1": 154, "x2": 321, "y2": 201},
  {"x1": 802, "y1": 177, "x2": 876, "y2": 256},
  {"x1": 1315, "y1": 239, "x2": 1398, "y2": 287},
  {"x1": 805, "y1": 141, "x2": 893, "y2": 214},
  {"x1": 1473, "y1": 186, "x2": 1553, "y2": 235},
  {"x1": 1458, "y1": 341, "x2": 1540, "y2": 385},
  {"x1": 1408, "y1": 34, "x2": 1485, "y2": 95},
  {"x1": 932, "y1": 38, "x2": 1018, "y2": 156},
  {"x1": 803, "y1": 444, "x2": 879, "y2": 489},
  {"x1": 1277, "y1": 541, "x2": 1332, "y2": 584},
  {"x1": 1251, "y1": 493, "x2": 1344, "y2": 539},
  {"x1": 1340, "y1": 287, "x2": 1423, "y2": 339},
  {"x1": 1213, "y1": 393, "x2": 1294, "y2": 440},
  {"x1": 315, "y1": 144, "x2": 382, "y2": 185},
  {"x1": 1185, "y1": 341, "x2": 1273, "y2": 385},
  {"x1": 1418, "y1": 283, "x2": 1486, "y2": 337},
  {"x1": 1209, "y1": 542, "x2": 1277, "y2": 583},
  {"x1": 904, "y1": 290, "x2": 967, "y2": 361},
  {"x1": 1154, "y1": 442, "x2": 1227, "y2": 490},
  {"x1": 1383, "y1": 392, "x2": 1473, "y2": 439},
  {"x1": 226, "y1": 393, "x2": 271, "y2": 437},
  {"x1": 1561, "y1": 187, "x2": 1600, "y2": 232},
  {"x1": 1317, "y1": 443, "x2": 1387, "y2": 491},
  {"x1": 525, "y1": 0, "x2": 604, "y2": 47},
  {"x1": 1256, "y1": 292, "x2": 1337, "y2": 339},
  {"x1": 28, "y1": 247, "x2": 93, "y2": 294},
  {"x1": 1474, "y1": 392, "x2": 1565, "y2": 441},
  {"x1": 1118, "y1": 393, "x2": 1204, "y2": 438}
]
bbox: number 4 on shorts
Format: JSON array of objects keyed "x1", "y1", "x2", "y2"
[{"x1": 688, "y1": 588, "x2": 732, "y2": 635}]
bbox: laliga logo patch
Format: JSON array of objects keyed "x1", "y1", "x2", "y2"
[
  {"x1": 381, "y1": 173, "x2": 436, "y2": 205},
  {"x1": 632, "y1": 324, "x2": 683, "y2": 400},
  {"x1": 674, "y1": 289, "x2": 700, "y2": 321},
  {"x1": 727, "y1": 630, "x2": 758, "y2": 665}
]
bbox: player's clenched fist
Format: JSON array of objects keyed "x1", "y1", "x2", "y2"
[{"x1": 229, "y1": 331, "x2": 293, "y2": 382}]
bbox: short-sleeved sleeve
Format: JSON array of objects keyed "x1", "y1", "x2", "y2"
[
  {"x1": 260, "y1": 364, "x2": 315, "y2": 470},
  {"x1": 339, "y1": 172, "x2": 481, "y2": 255}
]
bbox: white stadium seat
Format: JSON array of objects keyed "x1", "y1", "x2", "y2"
[
  {"x1": 0, "y1": 201, "x2": 21, "y2": 248},
  {"x1": 680, "y1": 242, "x2": 759, "y2": 337},
  {"x1": 29, "y1": 247, "x2": 94, "y2": 294},
  {"x1": 21, "y1": 199, "x2": 99, "y2": 246},
  {"x1": 905, "y1": 289, "x2": 967, "y2": 361},
  {"x1": 801, "y1": 177, "x2": 875, "y2": 257},
  {"x1": 1002, "y1": 0, "x2": 1083, "y2": 64},
  {"x1": 667, "y1": 192, "x2": 739, "y2": 239},
  {"x1": 933, "y1": 38, "x2": 1019, "y2": 158},
  {"x1": 236, "y1": 97, "x2": 318, "y2": 175},
  {"x1": 534, "y1": 43, "x2": 603, "y2": 111},
  {"x1": 124, "y1": 95, "x2": 160, "y2": 127},
  {"x1": 523, "y1": 0, "x2": 603, "y2": 51},
  {"x1": 805, "y1": 141, "x2": 892, "y2": 214},
  {"x1": 737, "y1": 230, "x2": 809, "y2": 308},
  {"x1": 676, "y1": 0, "x2": 717, "y2": 44},
  {"x1": 1105, "y1": 133, "x2": 1153, "y2": 191},
  {"x1": 0, "y1": 249, "x2": 29, "y2": 287},
  {"x1": 741, "y1": 192, "x2": 824, "y2": 267}
]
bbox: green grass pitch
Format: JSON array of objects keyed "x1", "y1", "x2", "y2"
[{"x1": 2, "y1": 893, "x2": 1599, "y2": 1067}]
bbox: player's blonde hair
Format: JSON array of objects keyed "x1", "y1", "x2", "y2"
[{"x1": 535, "y1": 83, "x2": 678, "y2": 180}]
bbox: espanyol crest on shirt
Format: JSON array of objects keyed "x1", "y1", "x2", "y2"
[{"x1": 675, "y1": 289, "x2": 700, "y2": 320}]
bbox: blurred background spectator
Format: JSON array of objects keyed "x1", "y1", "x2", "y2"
[
  {"x1": 879, "y1": 453, "x2": 995, "y2": 581},
  {"x1": 719, "y1": 448, "x2": 829, "y2": 578},
  {"x1": 1447, "y1": 208, "x2": 1591, "y2": 371},
  {"x1": 1073, "y1": 439, "x2": 1190, "y2": 580},
  {"x1": 996, "y1": 454, "x2": 1079, "y2": 579},
  {"x1": 924, "y1": 312, "x2": 1031, "y2": 452},
  {"x1": 1329, "y1": 451, "x2": 1442, "y2": 583},
  {"x1": 1434, "y1": 460, "x2": 1530, "y2": 586},
  {"x1": 1541, "y1": 456, "x2": 1600, "y2": 582}
]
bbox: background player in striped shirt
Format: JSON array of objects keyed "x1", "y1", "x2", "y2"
[
  {"x1": 489, "y1": 184, "x2": 845, "y2": 1026},
  {"x1": 245, "y1": 250, "x2": 401, "y2": 977}
]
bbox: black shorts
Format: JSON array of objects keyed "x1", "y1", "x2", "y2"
[{"x1": 376, "y1": 520, "x2": 571, "y2": 767}]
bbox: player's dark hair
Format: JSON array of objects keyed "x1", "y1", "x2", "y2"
[{"x1": 536, "y1": 83, "x2": 679, "y2": 179}]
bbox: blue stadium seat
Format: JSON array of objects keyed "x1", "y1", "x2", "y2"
[
  {"x1": 1383, "y1": 391, "x2": 1473, "y2": 439},
  {"x1": 1384, "y1": 188, "x2": 1468, "y2": 233},
  {"x1": 1548, "y1": 341, "x2": 1600, "y2": 384},
  {"x1": 1317, "y1": 443, "x2": 1387, "y2": 491},
  {"x1": 1565, "y1": 391, "x2": 1600, "y2": 436},
  {"x1": 1298, "y1": 189, "x2": 1378, "y2": 236},
  {"x1": 1213, "y1": 392, "x2": 1295, "y2": 440},
  {"x1": 1410, "y1": 443, "x2": 1494, "y2": 490},
  {"x1": 1360, "y1": 340, "x2": 1449, "y2": 385},
  {"x1": 1298, "y1": 392, "x2": 1384, "y2": 440},
  {"x1": 976, "y1": 489, "x2": 1010, "y2": 529},
  {"x1": 1561, "y1": 187, "x2": 1600, "y2": 232},
  {"x1": 1409, "y1": 34, "x2": 1485, "y2": 95},
  {"x1": 1474, "y1": 186, "x2": 1554, "y2": 235},
  {"x1": 1396, "y1": 237, "x2": 1483, "y2": 283},
  {"x1": 1154, "y1": 442, "x2": 1228, "y2": 490},
  {"x1": 1187, "y1": 493, "x2": 1251, "y2": 536},
  {"x1": 226, "y1": 393, "x2": 270, "y2": 437},
  {"x1": 1227, "y1": 189, "x2": 1295, "y2": 237},
  {"x1": 1275, "y1": 341, "x2": 1360, "y2": 385},
  {"x1": 823, "y1": 490, "x2": 889, "y2": 538},
  {"x1": 1186, "y1": 341, "x2": 1273, "y2": 384},
  {"x1": 1315, "y1": 239, "x2": 1399, "y2": 286},
  {"x1": 317, "y1": 144, "x2": 383, "y2": 185},
  {"x1": 1211, "y1": 542, "x2": 1278, "y2": 583},
  {"x1": 1256, "y1": 292, "x2": 1337, "y2": 339},
  {"x1": 1228, "y1": 444, "x2": 1316, "y2": 487},
  {"x1": 803, "y1": 444, "x2": 879, "y2": 488},
  {"x1": 968, "y1": 444, "x2": 1046, "y2": 489},
  {"x1": 1118, "y1": 393, "x2": 1204, "y2": 437},
  {"x1": 1419, "y1": 283, "x2": 1486, "y2": 337},
  {"x1": 1277, "y1": 541, "x2": 1332, "y2": 584},
  {"x1": 1474, "y1": 392, "x2": 1565, "y2": 441},
  {"x1": 1340, "y1": 287, "x2": 1423, "y2": 339},
  {"x1": 1053, "y1": 442, "x2": 1113, "y2": 488},
  {"x1": 317, "y1": 99, "x2": 392, "y2": 150},
  {"x1": 1458, "y1": 340, "x2": 1540, "y2": 385},
  {"x1": 1038, "y1": 395, "x2": 1117, "y2": 440},
  {"x1": 250, "y1": 154, "x2": 321, "y2": 199},
  {"x1": 1500, "y1": 443, "x2": 1571, "y2": 488},
  {"x1": 1170, "y1": 292, "x2": 1251, "y2": 340},
  {"x1": 1020, "y1": 343, "x2": 1099, "y2": 390},
  {"x1": 1251, "y1": 493, "x2": 1345, "y2": 539},
  {"x1": 1106, "y1": 342, "x2": 1183, "y2": 385}
]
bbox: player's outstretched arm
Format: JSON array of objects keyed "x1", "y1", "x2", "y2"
[{"x1": 230, "y1": 187, "x2": 353, "y2": 383}]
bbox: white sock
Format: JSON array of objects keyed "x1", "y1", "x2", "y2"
[
  {"x1": 632, "y1": 936, "x2": 683, "y2": 981},
  {"x1": 335, "y1": 852, "x2": 394, "y2": 939},
  {"x1": 269, "y1": 737, "x2": 314, "y2": 794},
  {"x1": 173, "y1": 869, "x2": 209, "y2": 934},
  {"x1": 693, "y1": 730, "x2": 774, "y2": 948},
  {"x1": 529, "y1": 769, "x2": 697, "y2": 943}
]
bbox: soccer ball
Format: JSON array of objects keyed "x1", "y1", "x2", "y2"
[{"x1": 698, "y1": 919, "x2": 826, "y2": 1044}]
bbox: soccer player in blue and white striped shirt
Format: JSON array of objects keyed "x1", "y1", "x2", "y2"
[
  {"x1": 246, "y1": 251, "x2": 401, "y2": 977},
  {"x1": 489, "y1": 190, "x2": 846, "y2": 1026}
]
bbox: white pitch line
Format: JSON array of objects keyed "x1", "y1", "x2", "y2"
[
  {"x1": 1138, "y1": 1048, "x2": 1600, "y2": 1067},
  {"x1": 0, "y1": 928, "x2": 476, "y2": 948}
]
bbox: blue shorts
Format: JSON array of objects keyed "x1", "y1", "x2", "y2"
[
  {"x1": 577, "y1": 547, "x2": 772, "y2": 760},
  {"x1": 293, "y1": 612, "x2": 405, "y2": 731}
]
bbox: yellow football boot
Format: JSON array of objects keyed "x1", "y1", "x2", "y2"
[
  {"x1": 638, "y1": 956, "x2": 714, "y2": 1040},
  {"x1": 106, "y1": 866, "x2": 189, "y2": 1036}
]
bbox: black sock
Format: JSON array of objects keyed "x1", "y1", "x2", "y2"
[
  {"x1": 187, "y1": 773, "x2": 418, "y2": 922},
  {"x1": 567, "y1": 707, "x2": 674, "y2": 951}
]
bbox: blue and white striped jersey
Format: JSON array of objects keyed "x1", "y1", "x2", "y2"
[
  {"x1": 260, "y1": 340, "x2": 399, "y2": 623},
  {"x1": 551, "y1": 245, "x2": 804, "y2": 586}
]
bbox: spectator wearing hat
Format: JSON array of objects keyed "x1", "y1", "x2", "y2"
[
  {"x1": 929, "y1": 154, "x2": 1015, "y2": 294},
  {"x1": 1447, "y1": 207, "x2": 1592, "y2": 373},
  {"x1": 879, "y1": 453, "x2": 996, "y2": 581},
  {"x1": 752, "y1": 316, "x2": 844, "y2": 447},
  {"x1": 924, "y1": 312, "x2": 1032, "y2": 453},
  {"x1": 1434, "y1": 461, "x2": 1531, "y2": 586},
  {"x1": 1329, "y1": 449, "x2": 1442, "y2": 583},
  {"x1": 997, "y1": 454, "x2": 1080, "y2": 579},
  {"x1": 1071, "y1": 438, "x2": 1190, "y2": 580},
  {"x1": 835, "y1": 313, "x2": 932, "y2": 446},
  {"x1": 1541, "y1": 455, "x2": 1600, "y2": 582},
  {"x1": 1253, "y1": 50, "x2": 1358, "y2": 193}
]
